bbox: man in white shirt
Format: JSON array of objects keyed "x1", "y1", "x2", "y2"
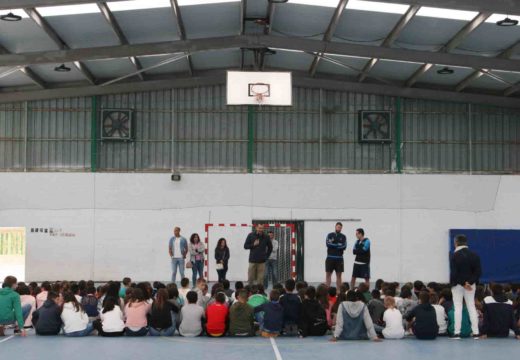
[{"x1": 263, "y1": 231, "x2": 279, "y2": 289}]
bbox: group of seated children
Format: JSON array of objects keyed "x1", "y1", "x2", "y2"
[{"x1": 1, "y1": 275, "x2": 519, "y2": 341}]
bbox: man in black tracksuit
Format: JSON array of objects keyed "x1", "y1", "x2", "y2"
[
  {"x1": 325, "y1": 222, "x2": 347, "y2": 290},
  {"x1": 244, "y1": 224, "x2": 272, "y2": 285},
  {"x1": 351, "y1": 228, "x2": 371, "y2": 289},
  {"x1": 449, "y1": 234, "x2": 481, "y2": 339}
]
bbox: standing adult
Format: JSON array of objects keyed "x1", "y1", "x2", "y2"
[
  {"x1": 449, "y1": 234, "x2": 481, "y2": 339},
  {"x1": 244, "y1": 224, "x2": 273, "y2": 286},
  {"x1": 264, "y1": 231, "x2": 279, "y2": 289},
  {"x1": 215, "y1": 238, "x2": 230, "y2": 283},
  {"x1": 188, "y1": 233, "x2": 205, "y2": 287},
  {"x1": 351, "y1": 228, "x2": 371, "y2": 289},
  {"x1": 168, "y1": 227, "x2": 188, "y2": 284},
  {"x1": 325, "y1": 222, "x2": 347, "y2": 290},
  {"x1": 0, "y1": 276, "x2": 29, "y2": 337}
]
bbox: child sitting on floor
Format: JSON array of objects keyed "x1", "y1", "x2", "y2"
[
  {"x1": 229, "y1": 290, "x2": 255, "y2": 337},
  {"x1": 254, "y1": 289, "x2": 284, "y2": 338},
  {"x1": 81, "y1": 286, "x2": 99, "y2": 321},
  {"x1": 124, "y1": 288, "x2": 151, "y2": 337},
  {"x1": 61, "y1": 291, "x2": 93, "y2": 337},
  {"x1": 381, "y1": 296, "x2": 404, "y2": 339},
  {"x1": 404, "y1": 291, "x2": 438, "y2": 340},
  {"x1": 279, "y1": 279, "x2": 301, "y2": 336},
  {"x1": 179, "y1": 291, "x2": 205, "y2": 337},
  {"x1": 206, "y1": 292, "x2": 229, "y2": 337},
  {"x1": 93, "y1": 296, "x2": 125, "y2": 337},
  {"x1": 298, "y1": 286, "x2": 328, "y2": 338},
  {"x1": 331, "y1": 290, "x2": 380, "y2": 342},
  {"x1": 32, "y1": 291, "x2": 62, "y2": 336}
]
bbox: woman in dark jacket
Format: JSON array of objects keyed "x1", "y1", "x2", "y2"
[{"x1": 215, "y1": 238, "x2": 230, "y2": 283}]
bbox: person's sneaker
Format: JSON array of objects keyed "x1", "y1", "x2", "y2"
[
  {"x1": 449, "y1": 333, "x2": 461, "y2": 340},
  {"x1": 473, "y1": 334, "x2": 481, "y2": 339}
]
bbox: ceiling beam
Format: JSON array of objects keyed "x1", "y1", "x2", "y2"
[
  {"x1": 455, "y1": 40, "x2": 520, "y2": 92},
  {"x1": 19, "y1": 66, "x2": 47, "y2": 89},
  {"x1": 1, "y1": 69, "x2": 519, "y2": 108},
  {"x1": 24, "y1": 7, "x2": 97, "y2": 85},
  {"x1": 358, "y1": 4, "x2": 420, "y2": 82},
  {"x1": 309, "y1": 0, "x2": 349, "y2": 77},
  {"x1": 2, "y1": 35, "x2": 520, "y2": 74},
  {"x1": 1, "y1": 0, "x2": 519, "y2": 15},
  {"x1": 170, "y1": 0, "x2": 194, "y2": 76},
  {"x1": 404, "y1": 11, "x2": 491, "y2": 87},
  {"x1": 504, "y1": 82, "x2": 520, "y2": 97},
  {"x1": 97, "y1": 1, "x2": 144, "y2": 81}
]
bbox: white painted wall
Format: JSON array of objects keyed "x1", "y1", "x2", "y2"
[{"x1": 0, "y1": 173, "x2": 517, "y2": 283}]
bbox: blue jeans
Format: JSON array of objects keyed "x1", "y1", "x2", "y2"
[
  {"x1": 263, "y1": 259, "x2": 278, "y2": 289},
  {"x1": 192, "y1": 260, "x2": 204, "y2": 286},
  {"x1": 171, "y1": 257, "x2": 185, "y2": 283},
  {"x1": 64, "y1": 323, "x2": 94, "y2": 337},
  {"x1": 125, "y1": 327, "x2": 148, "y2": 336},
  {"x1": 0, "y1": 304, "x2": 31, "y2": 326},
  {"x1": 149, "y1": 326, "x2": 175, "y2": 336}
]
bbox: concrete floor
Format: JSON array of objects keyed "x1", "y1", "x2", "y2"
[{"x1": 1, "y1": 328, "x2": 518, "y2": 360}]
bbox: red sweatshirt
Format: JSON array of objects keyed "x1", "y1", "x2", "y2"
[{"x1": 206, "y1": 303, "x2": 229, "y2": 336}]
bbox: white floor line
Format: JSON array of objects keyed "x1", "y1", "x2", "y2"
[
  {"x1": 0, "y1": 335, "x2": 15, "y2": 344},
  {"x1": 270, "y1": 337, "x2": 283, "y2": 360}
]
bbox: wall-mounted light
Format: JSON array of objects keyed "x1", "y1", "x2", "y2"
[{"x1": 171, "y1": 173, "x2": 181, "y2": 182}]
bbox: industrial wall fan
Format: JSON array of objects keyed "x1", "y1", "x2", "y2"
[
  {"x1": 101, "y1": 109, "x2": 134, "y2": 141},
  {"x1": 358, "y1": 110, "x2": 392, "y2": 143}
]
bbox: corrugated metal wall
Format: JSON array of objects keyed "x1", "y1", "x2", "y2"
[{"x1": 0, "y1": 85, "x2": 519, "y2": 173}]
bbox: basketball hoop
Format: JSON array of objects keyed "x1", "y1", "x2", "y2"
[{"x1": 249, "y1": 83, "x2": 271, "y2": 105}]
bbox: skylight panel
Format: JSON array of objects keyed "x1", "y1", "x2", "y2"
[
  {"x1": 289, "y1": 0, "x2": 341, "y2": 8},
  {"x1": 417, "y1": 6, "x2": 478, "y2": 21},
  {"x1": 346, "y1": 0, "x2": 408, "y2": 15},
  {"x1": 36, "y1": 4, "x2": 100, "y2": 17}
]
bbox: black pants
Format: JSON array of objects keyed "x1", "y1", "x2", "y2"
[
  {"x1": 93, "y1": 319, "x2": 124, "y2": 337},
  {"x1": 216, "y1": 262, "x2": 228, "y2": 283}
]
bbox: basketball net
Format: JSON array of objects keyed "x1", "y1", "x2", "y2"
[{"x1": 250, "y1": 83, "x2": 270, "y2": 106}]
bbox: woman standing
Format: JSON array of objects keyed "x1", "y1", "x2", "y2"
[
  {"x1": 189, "y1": 233, "x2": 205, "y2": 286},
  {"x1": 215, "y1": 238, "x2": 230, "y2": 283}
]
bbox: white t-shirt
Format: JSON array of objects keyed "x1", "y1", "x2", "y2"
[
  {"x1": 432, "y1": 304, "x2": 447, "y2": 334},
  {"x1": 382, "y1": 308, "x2": 405, "y2": 339},
  {"x1": 173, "y1": 238, "x2": 182, "y2": 258}
]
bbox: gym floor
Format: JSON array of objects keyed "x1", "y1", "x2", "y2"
[{"x1": 1, "y1": 330, "x2": 518, "y2": 360}]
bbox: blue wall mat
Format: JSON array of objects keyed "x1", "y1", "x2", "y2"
[{"x1": 449, "y1": 229, "x2": 520, "y2": 283}]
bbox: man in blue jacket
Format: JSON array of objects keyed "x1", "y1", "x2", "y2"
[
  {"x1": 325, "y1": 222, "x2": 347, "y2": 290},
  {"x1": 351, "y1": 228, "x2": 371, "y2": 289},
  {"x1": 168, "y1": 227, "x2": 188, "y2": 284},
  {"x1": 244, "y1": 224, "x2": 273, "y2": 285}
]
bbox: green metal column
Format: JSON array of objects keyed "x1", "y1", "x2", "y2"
[
  {"x1": 247, "y1": 105, "x2": 255, "y2": 173},
  {"x1": 395, "y1": 97, "x2": 402, "y2": 173},
  {"x1": 91, "y1": 96, "x2": 98, "y2": 172}
]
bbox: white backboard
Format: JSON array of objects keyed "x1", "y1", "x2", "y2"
[{"x1": 227, "y1": 71, "x2": 292, "y2": 106}]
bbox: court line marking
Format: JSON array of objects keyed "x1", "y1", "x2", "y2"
[
  {"x1": 270, "y1": 337, "x2": 283, "y2": 360},
  {"x1": 0, "y1": 335, "x2": 15, "y2": 344}
]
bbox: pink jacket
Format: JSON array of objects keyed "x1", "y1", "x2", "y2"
[
  {"x1": 124, "y1": 301, "x2": 151, "y2": 328},
  {"x1": 36, "y1": 291, "x2": 48, "y2": 309}
]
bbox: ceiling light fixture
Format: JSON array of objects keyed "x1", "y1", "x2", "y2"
[
  {"x1": 54, "y1": 64, "x2": 71, "y2": 72},
  {"x1": 437, "y1": 67, "x2": 454, "y2": 75},
  {"x1": 496, "y1": 16, "x2": 519, "y2": 27},
  {"x1": 0, "y1": 12, "x2": 22, "y2": 21}
]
